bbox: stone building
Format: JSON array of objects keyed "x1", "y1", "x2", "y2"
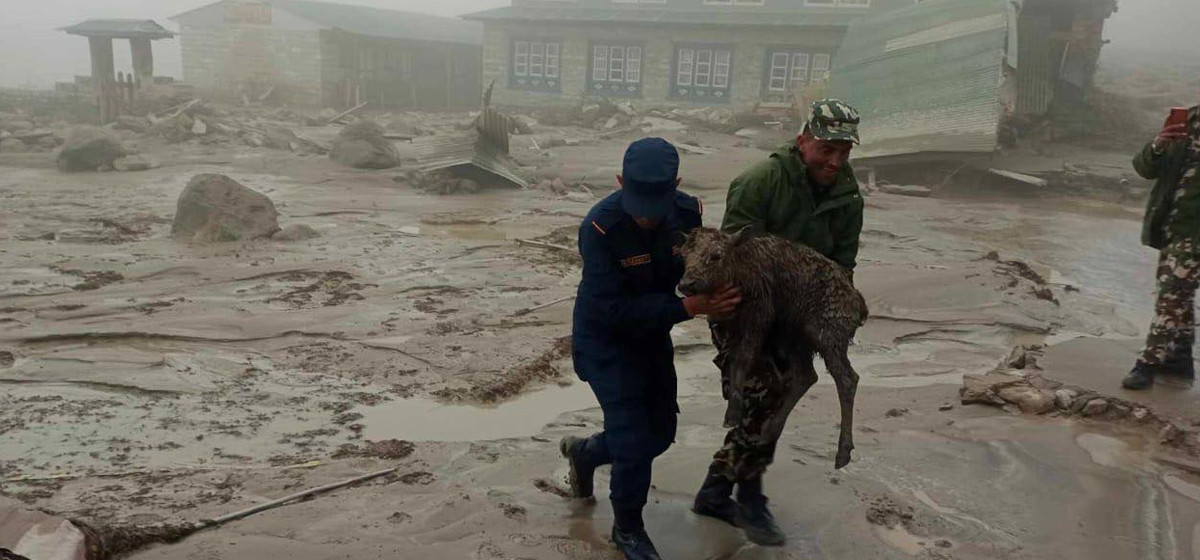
[
  {"x1": 463, "y1": 0, "x2": 911, "y2": 113},
  {"x1": 171, "y1": 0, "x2": 483, "y2": 109}
]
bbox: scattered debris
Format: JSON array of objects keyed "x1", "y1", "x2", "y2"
[
  {"x1": 171, "y1": 174, "x2": 281, "y2": 243},
  {"x1": 877, "y1": 184, "x2": 932, "y2": 198},
  {"x1": 113, "y1": 154, "x2": 160, "y2": 172},
  {"x1": 330, "y1": 120, "x2": 400, "y2": 169},
  {"x1": 988, "y1": 168, "x2": 1049, "y2": 187},
  {"x1": 332, "y1": 439, "x2": 415, "y2": 460},
  {"x1": 272, "y1": 224, "x2": 321, "y2": 242}
]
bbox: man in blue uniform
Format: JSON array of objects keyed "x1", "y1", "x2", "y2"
[{"x1": 560, "y1": 138, "x2": 740, "y2": 560}]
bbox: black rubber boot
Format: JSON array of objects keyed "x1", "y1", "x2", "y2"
[
  {"x1": 612, "y1": 508, "x2": 661, "y2": 560},
  {"x1": 735, "y1": 477, "x2": 786, "y2": 546},
  {"x1": 1161, "y1": 345, "x2": 1196, "y2": 388},
  {"x1": 1122, "y1": 362, "x2": 1156, "y2": 390},
  {"x1": 692, "y1": 466, "x2": 738, "y2": 526},
  {"x1": 559, "y1": 436, "x2": 595, "y2": 499}
]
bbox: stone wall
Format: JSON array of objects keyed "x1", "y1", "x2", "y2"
[
  {"x1": 179, "y1": 23, "x2": 326, "y2": 106},
  {"x1": 482, "y1": 22, "x2": 845, "y2": 112}
]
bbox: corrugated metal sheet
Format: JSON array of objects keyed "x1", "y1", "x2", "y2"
[
  {"x1": 404, "y1": 109, "x2": 528, "y2": 189},
  {"x1": 272, "y1": 0, "x2": 482, "y2": 46},
  {"x1": 1015, "y1": 12, "x2": 1053, "y2": 115},
  {"x1": 829, "y1": 0, "x2": 1012, "y2": 161},
  {"x1": 462, "y1": 5, "x2": 862, "y2": 28}
]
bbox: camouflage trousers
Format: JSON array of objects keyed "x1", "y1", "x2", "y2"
[
  {"x1": 708, "y1": 322, "x2": 805, "y2": 482},
  {"x1": 1139, "y1": 238, "x2": 1200, "y2": 365}
]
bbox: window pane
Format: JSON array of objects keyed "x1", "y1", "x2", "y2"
[
  {"x1": 790, "y1": 52, "x2": 809, "y2": 84},
  {"x1": 812, "y1": 53, "x2": 830, "y2": 83},
  {"x1": 593, "y1": 45, "x2": 608, "y2": 82},
  {"x1": 545, "y1": 42, "x2": 559, "y2": 78},
  {"x1": 514, "y1": 41, "x2": 528, "y2": 76},
  {"x1": 609, "y1": 46, "x2": 625, "y2": 81},
  {"x1": 626, "y1": 46, "x2": 642, "y2": 83},
  {"x1": 695, "y1": 49, "x2": 712, "y2": 87},
  {"x1": 768, "y1": 52, "x2": 789, "y2": 91},
  {"x1": 677, "y1": 48, "x2": 694, "y2": 86},
  {"x1": 530, "y1": 42, "x2": 544, "y2": 77},
  {"x1": 713, "y1": 50, "x2": 730, "y2": 88}
]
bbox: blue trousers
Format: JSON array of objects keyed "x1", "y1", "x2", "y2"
[{"x1": 577, "y1": 365, "x2": 678, "y2": 522}]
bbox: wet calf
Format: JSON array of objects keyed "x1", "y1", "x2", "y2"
[{"x1": 679, "y1": 227, "x2": 868, "y2": 468}]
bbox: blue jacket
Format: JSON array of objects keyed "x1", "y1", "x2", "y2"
[{"x1": 571, "y1": 190, "x2": 704, "y2": 388}]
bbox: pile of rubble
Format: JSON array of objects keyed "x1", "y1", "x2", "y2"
[
  {"x1": 511, "y1": 100, "x2": 739, "y2": 135},
  {"x1": 0, "y1": 111, "x2": 67, "y2": 153},
  {"x1": 960, "y1": 345, "x2": 1200, "y2": 454},
  {"x1": 130, "y1": 100, "x2": 328, "y2": 155}
]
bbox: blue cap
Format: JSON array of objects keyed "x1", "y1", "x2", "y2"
[{"x1": 621, "y1": 137, "x2": 680, "y2": 220}]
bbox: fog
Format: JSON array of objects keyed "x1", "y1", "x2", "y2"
[{"x1": 0, "y1": 0, "x2": 1195, "y2": 89}]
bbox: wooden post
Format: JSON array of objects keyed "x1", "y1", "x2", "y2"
[
  {"x1": 130, "y1": 37, "x2": 154, "y2": 88},
  {"x1": 88, "y1": 36, "x2": 116, "y2": 123}
]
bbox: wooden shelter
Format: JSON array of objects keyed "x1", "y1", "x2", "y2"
[{"x1": 62, "y1": 19, "x2": 176, "y2": 123}]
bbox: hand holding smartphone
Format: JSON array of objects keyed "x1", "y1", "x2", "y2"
[{"x1": 1155, "y1": 107, "x2": 1191, "y2": 150}]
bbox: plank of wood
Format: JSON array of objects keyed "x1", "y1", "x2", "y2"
[
  {"x1": 988, "y1": 168, "x2": 1048, "y2": 187},
  {"x1": 328, "y1": 101, "x2": 368, "y2": 124},
  {"x1": 515, "y1": 238, "x2": 573, "y2": 252}
]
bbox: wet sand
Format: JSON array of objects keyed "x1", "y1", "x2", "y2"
[{"x1": 1, "y1": 119, "x2": 1196, "y2": 559}]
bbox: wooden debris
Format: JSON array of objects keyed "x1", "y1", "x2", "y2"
[
  {"x1": 514, "y1": 295, "x2": 576, "y2": 317},
  {"x1": 328, "y1": 102, "x2": 368, "y2": 125}
]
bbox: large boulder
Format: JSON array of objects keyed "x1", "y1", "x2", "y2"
[
  {"x1": 172, "y1": 174, "x2": 280, "y2": 242},
  {"x1": 55, "y1": 128, "x2": 128, "y2": 172},
  {"x1": 330, "y1": 120, "x2": 399, "y2": 169}
]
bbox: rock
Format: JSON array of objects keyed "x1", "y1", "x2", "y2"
[
  {"x1": 330, "y1": 120, "x2": 399, "y2": 169},
  {"x1": 603, "y1": 116, "x2": 621, "y2": 130},
  {"x1": 1081, "y1": 398, "x2": 1109, "y2": 417},
  {"x1": 1132, "y1": 408, "x2": 1150, "y2": 421},
  {"x1": 272, "y1": 224, "x2": 321, "y2": 242},
  {"x1": 734, "y1": 128, "x2": 762, "y2": 139},
  {"x1": 37, "y1": 135, "x2": 59, "y2": 149},
  {"x1": 960, "y1": 371, "x2": 1023, "y2": 406},
  {"x1": 150, "y1": 114, "x2": 195, "y2": 143},
  {"x1": 1002, "y1": 346, "x2": 1030, "y2": 369},
  {"x1": 1110, "y1": 404, "x2": 1131, "y2": 418},
  {"x1": 192, "y1": 117, "x2": 209, "y2": 136},
  {"x1": 938, "y1": 403, "x2": 954, "y2": 412},
  {"x1": 878, "y1": 184, "x2": 933, "y2": 198},
  {"x1": 113, "y1": 154, "x2": 160, "y2": 172},
  {"x1": 1161, "y1": 423, "x2": 1184, "y2": 445},
  {"x1": 885, "y1": 408, "x2": 909, "y2": 418},
  {"x1": 1053, "y1": 389, "x2": 1077, "y2": 410},
  {"x1": 551, "y1": 177, "x2": 567, "y2": 194},
  {"x1": 511, "y1": 114, "x2": 538, "y2": 134},
  {"x1": 616, "y1": 102, "x2": 637, "y2": 117},
  {"x1": 997, "y1": 386, "x2": 1055, "y2": 414},
  {"x1": 172, "y1": 174, "x2": 280, "y2": 242},
  {"x1": 0, "y1": 350, "x2": 14, "y2": 368},
  {"x1": 55, "y1": 128, "x2": 128, "y2": 172},
  {"x1": 0, "y1": 138, "x2": 29, "y2": 153}
]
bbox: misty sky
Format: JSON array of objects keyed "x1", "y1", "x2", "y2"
[{"x1": 0, "y1": 0, "x2": 1196, "y2": 89}]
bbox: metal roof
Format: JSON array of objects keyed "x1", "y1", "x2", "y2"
[
  {"x1": 61, "y1": 19, "x2": 176, "y2": 39},
  {"x1": 462, "y1": 5, "x2": 860, "y2": 27},
  {"x1": 828, "y1": 0, "x2": 1013, "y2": 160},
  {"x1": 271, "y1": 0, "x2": 481, "y2": 45}
]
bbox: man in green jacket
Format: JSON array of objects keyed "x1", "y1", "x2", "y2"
[
  {"x1": 691, "y1": 99, "x2": 864, "y2": 545},
  {"x1": 1123, "y1": 104, "x2": 1200, "y2": 390}
]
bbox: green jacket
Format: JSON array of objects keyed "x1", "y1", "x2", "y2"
[
  {"x1": 721, "y1": 145, "x2": 864, "y2": 271},
  {"x1": 1137, "y1": 137, "x2": 1197, "y2": 250}
]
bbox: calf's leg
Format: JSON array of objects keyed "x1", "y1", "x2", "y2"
[{"x1": 820, "y1": 346, "x2": 859, "y2": 469}]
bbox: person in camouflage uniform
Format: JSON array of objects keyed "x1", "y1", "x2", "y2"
[
  {"x1": 692, "y1": 99, "x2": 864, "y2": 545},
  {"x1": 1124, "y1": 104, "x2": 1200, "y2": 390}
]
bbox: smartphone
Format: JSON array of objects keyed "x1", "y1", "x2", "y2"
[{"x1": 1166, "y1": 107, "x2": 1190, "y2": 129}]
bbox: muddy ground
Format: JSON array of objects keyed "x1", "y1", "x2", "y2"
[{"x1": 2, "y1": 106, "x2": 1200, "y2": 560}]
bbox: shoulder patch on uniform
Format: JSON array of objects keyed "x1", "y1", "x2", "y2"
[
  {"x1": 619, "y1": 254, "x2": 652, "y2": 268},
  {"x1": 591, "y1": 221, "x2": 607, "y2": 235}
]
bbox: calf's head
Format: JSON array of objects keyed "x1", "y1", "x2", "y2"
[{"x1": 678, "y1": 226, "x2": 754, "y2": 295}]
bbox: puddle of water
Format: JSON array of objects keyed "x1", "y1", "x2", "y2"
[
  {"x1": 360, "y1": 381, "x2": 597, "y2": 442},
  {"x1": 1075, "y1": 432, "x2": 1142, "y2": 469}
]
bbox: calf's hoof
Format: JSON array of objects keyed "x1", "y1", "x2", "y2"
[{"x1": 834, "y1": 444, "x2": 854, "y2": 469}]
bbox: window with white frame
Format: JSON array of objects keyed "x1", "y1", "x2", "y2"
[
  {"x1": 511, "y1": 39, "x2": 561, "y2": 91},
  {"x1": 804, "y1": 0, "x2": 869, "y2": 6},
  {"x1": 762, "y1": 49, "x2": 832, "y2": 102},
  {"x1": 673, "y1": 45, "x2": 733, "y2": 102},
  {"x1": 590, "y1": 43, "x2": 643, "y2": 96},
  {"x1": 702, "y1": 0, "x2": 765, "y2": 6}
]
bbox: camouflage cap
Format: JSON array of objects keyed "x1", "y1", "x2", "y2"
[{"x1": 804, "y1": 98, "x2": 861, "y2": 144}]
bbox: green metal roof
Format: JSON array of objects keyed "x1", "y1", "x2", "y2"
[
  {"x1": 829, "y1": 0, "x2": 1013, "y2": 160},
  {"x1": 462, "y1": 5, "x2": 860, "y2": 27},
  {"x1": 273, "y1": 0, "x2": 481, "y2": 45},
  {"x1": 61, "y1": 19, "x2": 176, "y2": 39}
]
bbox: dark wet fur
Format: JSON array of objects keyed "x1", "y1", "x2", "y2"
[
  {"x1": 680, "y1": 227, "x2": 868, "y2": 469},
  {"x1": 75, "y1": 520, "x2": 200, "y2": 560}
]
